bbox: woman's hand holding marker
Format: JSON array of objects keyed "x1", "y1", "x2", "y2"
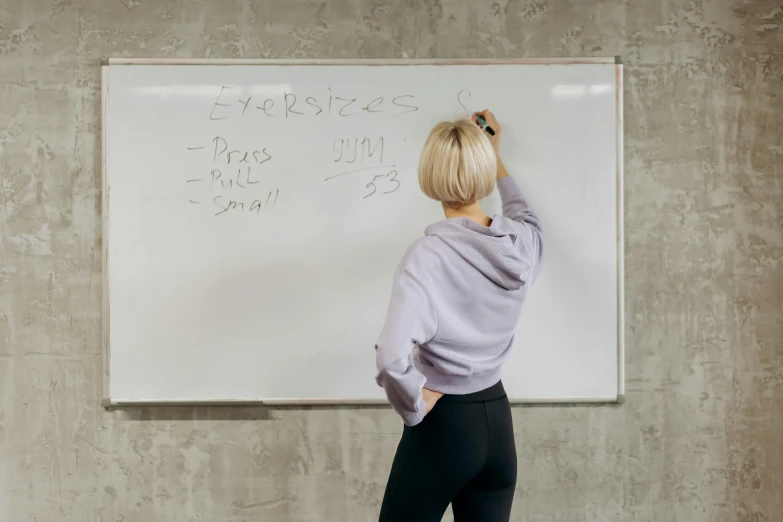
[{"x1": 472, "y1": 109, "x2": 508, "y2": 180}]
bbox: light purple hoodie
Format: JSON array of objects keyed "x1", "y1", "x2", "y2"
[{"x1": 375, "y1": 176, "x2": 544, "y2": 426}]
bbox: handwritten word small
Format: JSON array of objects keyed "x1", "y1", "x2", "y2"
[{"x1": 213, "y1": 190, "x2": 279, "y2": 216}]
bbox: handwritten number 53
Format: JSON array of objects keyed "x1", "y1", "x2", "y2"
[{"x1": 364, "y1": 170, "x2": 400, "y2": 199}]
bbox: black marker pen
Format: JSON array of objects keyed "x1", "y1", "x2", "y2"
[{"x1": 473, "y1": 113, "x2": 496, "y2": 136}]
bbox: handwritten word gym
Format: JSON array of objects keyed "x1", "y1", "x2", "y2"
[{"x1": 1, "y1": 2, "x2": 779, "y2": 521}]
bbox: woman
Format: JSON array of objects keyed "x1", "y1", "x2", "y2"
[{"x1": 375, "y1": 110, "x2": 544, "y2": 522}]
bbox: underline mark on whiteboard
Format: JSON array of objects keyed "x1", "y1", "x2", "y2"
[
  {"x1": 189, "y1": 200, "x2": 200, "y2": 204},
  {"x1": 324, "y1": 165, "x2": 397, "y2": 182},
  {"x1": 186, "y1": 179, "x2": 202, "y2": 183},
  {"x1": 187, "y1": 146, "x2": 205, "y2": 150}
]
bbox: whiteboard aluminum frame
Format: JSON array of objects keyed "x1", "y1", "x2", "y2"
[
  {"x1": 103, "y1": 57, "x2": 616, "y2": 66},
  {"x1": 101, "y1": 57, "x2": 625, "y2": 408}
]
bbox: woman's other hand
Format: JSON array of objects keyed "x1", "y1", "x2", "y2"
[{"x1": 423, "y1": 388, "x2": 444, "y2": 414}]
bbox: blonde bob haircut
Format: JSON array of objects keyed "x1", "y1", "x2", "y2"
[{"x1": 418, "y1": 119, "x2": 497, "y2": 209}]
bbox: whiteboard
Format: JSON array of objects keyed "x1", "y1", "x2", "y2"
[{"x1": 102, "y1": 59, "x2": 624, "y2": 406}]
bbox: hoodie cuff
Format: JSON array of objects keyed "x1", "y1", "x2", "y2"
[
  {"x1": 402, "y1": 395, "x2": 428, "y2": 426},
  {"x1": 402, "y1": 410, "x2": 425, "y2": 427}
]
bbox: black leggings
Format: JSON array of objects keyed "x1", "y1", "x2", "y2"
[{"x1": 379, "y1": 380, "x2": 517, "y2": 522}]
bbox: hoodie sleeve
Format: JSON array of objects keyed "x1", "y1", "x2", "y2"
[
  {"x1": 375, "y1": 267, "x2": 437, "y2": 427},
  {"x1": 497, "y1": 176, "x2": 544, "y2": 278}
]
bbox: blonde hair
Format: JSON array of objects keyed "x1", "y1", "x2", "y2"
[{"x1": 418, "y1": 119, "x2": 497, "y2": 209}]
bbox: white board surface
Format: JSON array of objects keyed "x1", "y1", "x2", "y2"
[{"x1": 103, "y1": 60, "x2": 623, "y2": 404}]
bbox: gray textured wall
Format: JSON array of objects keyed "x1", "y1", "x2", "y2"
[{"x1": 1, "y1": 1, "x2": 781, "y2": 521}]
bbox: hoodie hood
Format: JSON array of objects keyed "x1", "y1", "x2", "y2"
[{"x1": 425, "y1": 216, "x2": 530, "y2": 290}]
